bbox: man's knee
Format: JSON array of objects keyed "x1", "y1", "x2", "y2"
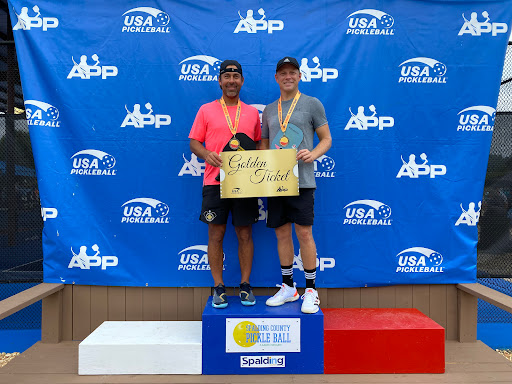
[
  {"x1": 235, "y1": 225, "x2": 252, "y2": 243},
  {"x1": 295, "y1": 224, "x2": 314, "y2": 243},
  {"x1": 209, "y1": 224, "x2": 226, "y2": 243},
  {"x1": 275, "y1": 223, "x2": 292, "y2": 241}
]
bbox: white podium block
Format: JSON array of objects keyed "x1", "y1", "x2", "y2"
[{"x1": 79, "y1": 321, "x2": 202, "y2": 375}]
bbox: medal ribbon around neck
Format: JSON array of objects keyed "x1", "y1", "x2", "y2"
[
  {"x1": 278, "y1": 91, "x2": 301, "y2": 147},
  {"x1": 219, "y1": 97, "x2": 242, "y2": 150}
]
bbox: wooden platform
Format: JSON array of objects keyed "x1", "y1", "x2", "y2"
[{"x1": 0, "y1": 340, "x2": 511, "y2": 383}]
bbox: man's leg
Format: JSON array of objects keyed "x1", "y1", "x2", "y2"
[
  {"x1": 275, "y1": 222, "x2": 294, "y2": 267},
  {"x1": 208, "y1": 223, "x2": 226, "y2": 286},
  {"x1": 295, "y1": 223, "x2": 319, "y2": 313},
  {"x1": 266, "y1": 222, "x2": 299, "y2": 306},
  {"x1": 295, "y1": 224, "x2": 316, "y2": 270},
  {"x1": 234, "y1": 225, "x2": 253, "y2": 284}
]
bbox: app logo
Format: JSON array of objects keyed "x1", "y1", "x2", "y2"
[
  {"x1": 70, "y1": 150, "x2": 117, "y2": 176},
  {"x1": 178, "y1": 153, "x2": 205, "y2": 176},
  {"x1": 344, "y1": 105, "x2": 394, "y2": 130},
  {"x1": 12, "y1": 5, "x2": 58, "y2": 31},
  {"x1": 396, "y1": 247, "x2": 444, "y2": 273},
  {"x1": 346, "y1": 9, "x2": 394, "y2": 35},
  {"x1": 121, "y1": 198, "x2": 170, "y2": 224},
  {"x1": 178, "y1": 245, "x2": 225, "y2": 271},
  {"x1": 299, "y1": 57, "x2": 338, "y2": 82},
  {"x1": 458, "y1": 11, "x2": 508, "y2": 36},
  {"x1": 293, "y1": 249, "x2": 335, "y2": 272},
  {"x1": 399, "y1": 58, "x2": 447, "y2": 84},
  {"x1": 258, "y1": 198, "x2": 267, "y2": 221},
  {"x1": 122, "y1": 7, "x2": 170, "y2": 33},
  {"x1": 343, "y1": 200, "x2": 392, "y2": 226},
  {"x1": 24, "y1": 100, "x2": 60, "y2": 127},
  {"x1": 396, "y1": 153, "x2": 446, "y2": 179},
  {"x1": 455, "y1": 201, "x2": 481, "y2": 226},
  {"x1": 234, "y1": 8, "x2": 284, "y2": 34},
  {"x1": 67, "y1": 55, "x2": 118, "y2": 80},
  {"x1": 68, "y1": 244, "x2": 118, "y2": 270},
  {"x1": 41, "y1": 207, "x2": 58, "y2": 221},
  {"x1": 121, "y1": 103, "x2": 171, "y2": 128},
  {"x1": 457, "y1": 106, "x2": 495, "y2": 132},
  {"x1": 240, "y1": 356, "x2": 285, "y2": 368},
  {"x1": 179, "y1": 55, "x2": 221, "y2": 81},
  {"x1": 314, "y1": 155, "x2": 335, "y2": 178}
]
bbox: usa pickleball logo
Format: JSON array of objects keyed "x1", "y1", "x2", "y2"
[
  {"x1": 346, "y1": 9, "x2": 395, "y2": 35},
  {"x1": 121, "y1": 198, "x2": 170, "y2": 224},
  {"x1": 314, "y1": 155, "x2": 335, "y2": 178},
  {"x1": 396, "y1": 247, "x2": 444, "y2": 273},
  {"x1": 70, "y1": 150, "x2": 117, "y2": 176},
  {"x1": 399, "y1": 57, "x2": 447, "y2": 84},
  {"x1": 457, "y1": 106, "x2": 495, "y2": 132},
  {"x1": 122, "y1": 7, "x2": 170, "y2": 33},
  {"x1": 179, "y1": 55, "x2": 221, "y2": 82},
  {"x1": 24, "y1": 100, "x2": 60, "y2": 127},
  {"x1": 343, "y1": 200, "x2": 392, "y2": 226},
  {"x1": 178, "y1": 245, "x2": 225, "y2": 272}
]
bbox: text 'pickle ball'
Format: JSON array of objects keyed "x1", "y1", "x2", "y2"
[
  {"x1": 101, "y1": 154, "x2": 116, "y2": 169},
  {"x1": 156, "y1": 12, "x2": 170, "y2": 26},
  {"x1": 155, "y1": 203, "x2": 169, "y2": 217}
]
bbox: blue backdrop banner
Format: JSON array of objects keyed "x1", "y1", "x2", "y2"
[{"x1": 9, "y1": 0, "x2": 512, "y2": 287}]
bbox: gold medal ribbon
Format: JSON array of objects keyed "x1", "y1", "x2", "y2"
[
  {"x1": 278, "y1": 91, "x2": 301, "y2": 136},
  {"x1": 219, "y1": 98, "x2": 241, "y2": 137}
]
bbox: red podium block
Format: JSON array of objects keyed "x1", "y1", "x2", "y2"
[{"x1": 323, "y1": 308, "x2": 444, "y2": 374}]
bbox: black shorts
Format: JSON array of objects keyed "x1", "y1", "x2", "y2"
[
  {"x1": 200, "y1": 185, "x2": 259, "y2": 226},
  {"x1": 266, "y1": 188, "x2": 315, "y2": 228}
]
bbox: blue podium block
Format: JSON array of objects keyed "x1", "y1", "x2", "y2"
[{"x1": 202, "y1": 296, "x2": 323, "y2": 375}]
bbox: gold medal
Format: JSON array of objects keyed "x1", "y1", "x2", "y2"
[
  {"x1": 229, "y1": 138, "x2": 240, "y2": 150},
  {"x1": 278, "y1": 91, "x2": 301, "y2": 148}
]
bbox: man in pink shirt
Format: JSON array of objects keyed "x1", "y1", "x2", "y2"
[{"x1": 189, "y1": 60, "x2": 261, "y2": 308}]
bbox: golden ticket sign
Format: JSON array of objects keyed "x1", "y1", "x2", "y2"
[{"x1": 220, "y1": 149, "x2": 299, "y2": 198}]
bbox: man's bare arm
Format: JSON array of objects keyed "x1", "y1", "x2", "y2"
[{"x1": 190, "y1": 138, "x2": 222, "y2": 167}]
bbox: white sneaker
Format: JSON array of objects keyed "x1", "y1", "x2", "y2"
[
  {"x1": 266, "y1": 283, "x2": 299, "y2": 306},
  {"x1": 301, "y1": 288, "x2": 320, "y2": 314}
]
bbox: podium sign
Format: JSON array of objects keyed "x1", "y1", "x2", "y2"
[
  {"x1": 220, "y1": 149, "x2": 299, "y2": 198},
  {"x1": 202, "y1": 296, "x2": 324, "y2": 375}
]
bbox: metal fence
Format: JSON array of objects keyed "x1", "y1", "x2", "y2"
[{"x1": 0, "y1": 3, "x2": 42, "y2": 333}]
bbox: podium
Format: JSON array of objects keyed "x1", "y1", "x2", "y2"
[
  {"x1": 202, "y1": 296, "x2": 324, "y2": 374},
  {"x1": 323, "y1": 308, "x2": 445, "y2": 374}
]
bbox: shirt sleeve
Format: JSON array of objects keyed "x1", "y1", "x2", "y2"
[
  {"x1": 310, "y1": 97, "x2": 328, "y2": 130},
  {"x1": 188, "y1": 106, "x2": 206, "y2": 143},
  {"x1": 261, "y1": 106, "x2": 269, "y2": 139},
  {"x1": 254, "y1": 109, "x2": 262, "y2": 142}
]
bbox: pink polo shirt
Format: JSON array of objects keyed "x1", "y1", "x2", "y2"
[{"x1": 189, "y1": 100, "x2": 261, "y2": 186}]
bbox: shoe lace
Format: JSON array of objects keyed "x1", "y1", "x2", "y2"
[
  {"x1": 214, "y1": 285, "x2": 226, "y2": 296},
  {"x1": 240, "y1": 282, "x2": 251, "y2": 293},
  {"x1": 301, "y1": 289, "x2": 319, "y2": 304},
  {"x1": 274, "y1": 282, "x2": 296, "y2": 298}
]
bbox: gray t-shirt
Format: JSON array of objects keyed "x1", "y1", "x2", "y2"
[{"x1": 261, "y1": 94, "x2": 328, "y2": 188}]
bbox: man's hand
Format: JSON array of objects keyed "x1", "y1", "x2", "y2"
[
  {"x1": 297, "y1": 149, "x2": 316, "y2": 163},
  {"x1": 205, "y1": 151, "x2": 222, "y2": 167}
]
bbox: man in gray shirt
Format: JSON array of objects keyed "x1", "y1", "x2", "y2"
[{"x1": 261, "y1": 57, "x2": 332, "y2": 314}]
